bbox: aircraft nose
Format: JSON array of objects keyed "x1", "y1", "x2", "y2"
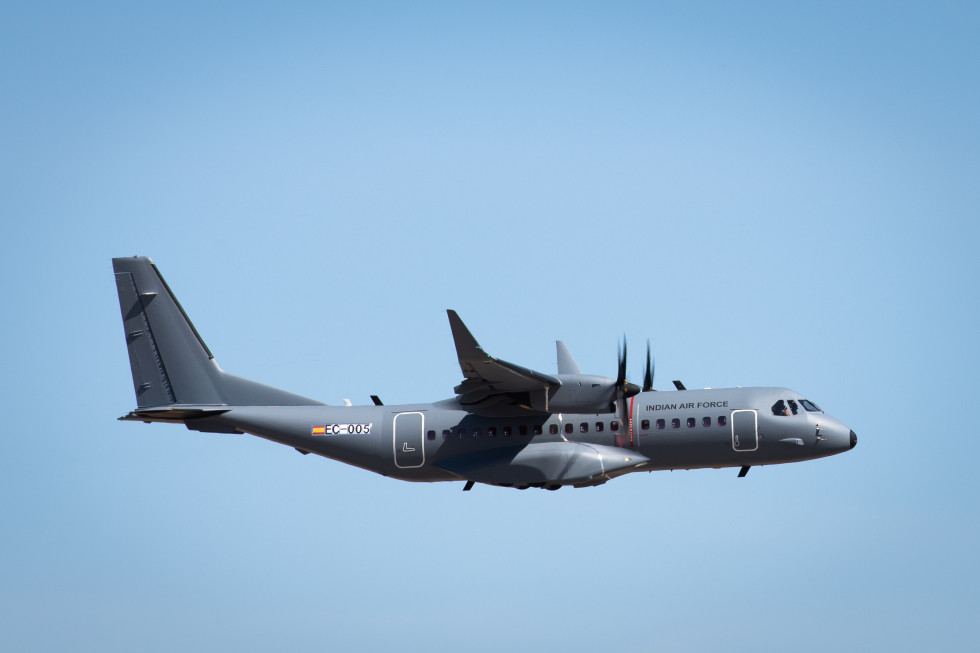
[{"x1": 850, "y1": 430, "x2": 858, "y2": 450}]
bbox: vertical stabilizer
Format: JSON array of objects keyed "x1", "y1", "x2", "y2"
[{"x1": 113, "y1": 256, "x2": 322, "y2": 408}]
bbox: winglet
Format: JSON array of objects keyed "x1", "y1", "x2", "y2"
[
  {"x1": 447, "y1": 310, "x2": 488, "y2": 363},
  {"x1": 446, "y1": 310, "x2": 560, "y2": 413},
  {"x1": 556, "y1": 341, "x2": 581, "y2": 375}
]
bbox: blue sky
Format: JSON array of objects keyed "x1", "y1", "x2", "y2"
[{"x1": 1, "y1": 2, "x2": 977, "y2": 651}]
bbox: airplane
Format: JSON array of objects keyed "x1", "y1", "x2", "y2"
[{"x1": 112, "y1": 256, "x2": 857, "y2": 491}]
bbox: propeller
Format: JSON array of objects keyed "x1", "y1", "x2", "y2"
[
  {"x1": 615, "y1": 340, "x2": 641, "y2": 427},
  {"x1": 643, "y1": 340, "x2": 655, "y2": 392}
]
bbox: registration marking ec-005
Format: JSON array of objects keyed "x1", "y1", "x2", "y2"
[{"x1": 311, "y1": 423, "x2": 373, "y2": 436}]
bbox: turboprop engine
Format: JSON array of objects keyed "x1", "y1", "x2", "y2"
[{"x1": 528, "y1": 374, "x2": 627, "y2": 414}]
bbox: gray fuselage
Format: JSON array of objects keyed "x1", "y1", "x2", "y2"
[{"x1": 200, "y1": 386, "x2": 854, "y2": 486}]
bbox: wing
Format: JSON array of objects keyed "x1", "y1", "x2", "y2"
[{"x1": 447, "y1": 310, "x2": 559, "y2": 416}]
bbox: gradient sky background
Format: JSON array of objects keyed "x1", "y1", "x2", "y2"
[{"x1": 2, "y1": 2, "x2": 977, "y2": 651}]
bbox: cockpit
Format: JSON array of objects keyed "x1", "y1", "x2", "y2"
[{"x1": 771, "y1": 398, "x2": 822, "y2": 416}]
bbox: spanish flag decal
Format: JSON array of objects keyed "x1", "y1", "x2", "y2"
[{"x1": 311, "y1": 425, "x2": 326, "y2": 436}]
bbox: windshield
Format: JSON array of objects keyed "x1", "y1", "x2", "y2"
[
  {"x1": 800, "y1": 399, "x2": 822, "y2": 412},
  {"x1": 773, "y1": 398, "x2": 819, "y2": 415}
]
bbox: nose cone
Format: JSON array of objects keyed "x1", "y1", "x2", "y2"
[
  {"x1": 624, "y1": 382, "x2": 641, "y2": 398},
  {"x1": 810, "y1": 414, "x2": 854, "y2": 457}
]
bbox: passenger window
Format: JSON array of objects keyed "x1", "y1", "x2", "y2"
[
  {"x1": 458, "y1": 428, "x2": 466, "y2": 438},
  {"x1": 565, "y1": 423, "x2": 574, "y2": 435},
  {"x1": 550, "y1": 424, "x2": 559, "y2": 435},
  {"x1": 788, "y1": 399, "x2": 800, "y2": 415},
  {"x1": 503, "y1": 426, "x2": 512, "y2": 436},
  {"x1": 611, "y1": 421, "x2": 620, "y2": 432},
  {"x1": 656, "y1": 418, "x2": 665, "y2": 429},
  {"x1": 533, "y1": 425, "x2": 542, "y2": 435},
  {"x1": 487, "y1": 426, "x2": 496, "y2": 437},
  {"x1": 472, "y1": 428, "x2": 481, "y2": 438},
  {"x1": 718, "y1": 415, "x2": 727, "y2": 427},
  {"x1": 578, "y1": 422, "x2": 587, "y2": 433},
  {"x1": 702, "y1": 416, "x2": 711, "y2": 427},
  {"x1": 442, "y1": 429, "x2": 451, "y2": 440},
  {"x1": 687, "y1": 417, "x2": 696, "y2": 428},
  {"x1": 641, "y1": 419, "x2": 650, "y2": 430},
  {"x1": 671, "y1": 418, "x2": 680, "y2": 429},
  {"x1": 427, "y1": 430, "x2": 436, "y2": 440},
  {"x1": 595, "y1": 422, "x2": 604, "y2": 432},
  {"x1": 772, "y1": 399, "x2": 789, "y2": 416}
]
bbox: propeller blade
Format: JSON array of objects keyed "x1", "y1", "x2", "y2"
[
  {"x1": 616, "y1": 339, "x2": 627, "y2": 385},
  {"x1": 643, "y1": 340, "x2": 654, "y2": 392},
  {"x1": 614, "y1": 338, "x2": 640, "y2": 426}
]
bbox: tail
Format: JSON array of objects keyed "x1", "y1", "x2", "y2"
[{"x1": 113, "y1": 256, "x2": 323, "y2": 417}]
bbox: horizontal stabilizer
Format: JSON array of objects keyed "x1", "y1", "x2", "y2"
[{"x1": 119, "y1": 406, "x2": 231, "y2": 423}]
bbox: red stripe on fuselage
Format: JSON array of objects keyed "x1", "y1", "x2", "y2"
[{"x1": 629, "y1": 395, "x2": 635, "y2": 448}]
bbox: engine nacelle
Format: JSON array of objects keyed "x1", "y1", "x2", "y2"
[{"x1": 529, "y1": 374, "x2": 616, "y2": 414}]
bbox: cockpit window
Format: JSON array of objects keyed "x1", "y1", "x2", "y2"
[
  {"x1": 800, "y1": 399, "x2": 822, "y2": 412},
  {"x1": 772, "y1": 399, "x2": 789, "y2": 416},
  {"x1": 788, "y1": 399, "x2": 800, "y2": 415}
]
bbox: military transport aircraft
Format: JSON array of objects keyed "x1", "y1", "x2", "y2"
[{"x1": 113, "y1": 256, "x2": 856, "y2": 491}]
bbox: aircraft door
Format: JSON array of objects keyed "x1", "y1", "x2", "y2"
[
  {"x1": 731, "y1": 409, "x2": 758, "y2": 452},
  {"x1": 393, "y1": 412, "x2": 425, "y2": 468}
]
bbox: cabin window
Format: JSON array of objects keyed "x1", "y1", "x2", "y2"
[
  {"x1": 671, "y1": 418, "x2": 680, "y2": 429},
  {"x1": 565, "y1": 423, "x2": 574, "y2": 435},
  {"x1": 472, "y1": 428, "x2": 481, "y2": 438},
  {"x1": 687, "y1": 417, "x2": 696, "y2": 428},
  {"x1": 718, "y1": 415, "x2": 727, "y2": 427},
  {"x1": 640, "y1": 419, "x2": 650, "y2": 430},
  {"x1": 519, "y1": 425, "x2": 528, "y2": 436},
  {"x1": 487, "y1": 426, "x2": 496, "y2": 437},
  {"x1": 503, "y1": 426, "x2": 512, "y2": 436},
  {"x1": 550, "y1": 424, "x2": 559, "y2": 435},
  {"x1": 457, "y1": 428, "x2": 466, "y2": 438},
  {"x1": 442, "y1": 429, "x2": 451, "y2": 440},
  {"x1": 595, "y1": 422, "x2": 604, "y2": 432},
  {"x1": 580, "y1": 422, "x2": 589, "y2": 433},
  {"x1": 702, "y1": 416, "x2": 711, "y2": 427},
  {"x1": 534, "y1": 425, "x2": 542, "y2": 435},
  {"x1": 656, "y1": 418, "x2": 665, "y2": 429},
  {"x1": 800, "y1": 399, "x2": 822, "y2": 412},
  {"x1": 772, "y1": 399, "x2": 788, "y2": 416},
  {"x1": 611, "y1": 421, "x2": 620, "y2": 432},
  {"x1": 427, "y1": 430, "x2": 436, "y2": 440}
]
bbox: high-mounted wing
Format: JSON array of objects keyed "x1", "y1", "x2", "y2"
[{"x1": 447, "y1": 310, "x2": 560, "y2": 416}]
